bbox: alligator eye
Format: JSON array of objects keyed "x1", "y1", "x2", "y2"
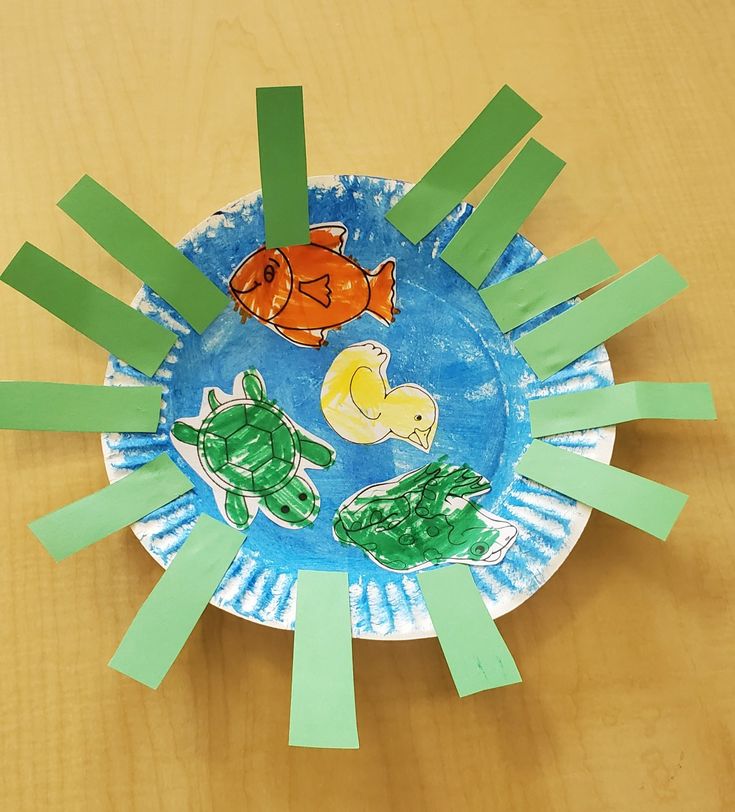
[
  {"x1": 264, "y1": 264, "x2": 276, "y2": 282},
  {"x1": 472, "y1": 543, "x2": 487, "y2": 556}
]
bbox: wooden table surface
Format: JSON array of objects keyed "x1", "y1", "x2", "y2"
[{"x1": 1, "y1": 2, "x2": 733, "y2": 810}]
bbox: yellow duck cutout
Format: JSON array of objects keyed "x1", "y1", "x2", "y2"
[{"x1": 320, "y1": 341, "x2": 438, "y2": 451}]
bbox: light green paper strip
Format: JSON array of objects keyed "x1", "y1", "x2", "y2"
[
  {"x1": 480, "y1": 239, "x2": 620, "y2": 332},
  {"x1": 1, "y1": 243, "x2": 176, "y2": 377},
  {"x1": 514, "y1": 255, "x2": 688, "y2": 381},
  {"x1": 418, "y1": 564, "x2": 521, "y2": 698},
  {"x1": 29, "y1": 454, "x2": 193, "y2": 562},
  {"x1": 109, "y1": 515, "x2": 244, "y2": 689},
  {"x1": 256, "y1": 86, "x2": 310, "y2": 248},
  {"x1": 58, "y1": 175, "x2": 229, "y2": 334},
  {"x1": 289, "y1": 570, "x2": 359, "y2": 749},
  {"x1": 440, "y1": 139, "x2": 565, "y2": 288},
  {"x1": 385, "y1": 85, "x2": 541, "y2": 244},
  {"x1": 516, "y1": 440, "x2": 688, "y2": 540},
  {"x1": 530, "y1": 382, "x2": 716, "y2": 437},
  {"x1": 0, "y1": 382, "x2": 162, "y2": 432}
]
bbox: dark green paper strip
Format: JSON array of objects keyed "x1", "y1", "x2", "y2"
[
  {"x1": 29, "y1": 454, "x2": 193, "y2": 562},
  {"x1": 1, "y1": 243, "x2": 176, "y2": 377},
  {"x1": 109, "y1": 514, "x2": 244, "y2": 689},
  {"x1": 289, "y1": 570, "x2": 359, "y2": 748},
  {"x1": 530, "y1": 382, "x2": 716, "y2": 437},
  {"x1": 256, "y1": 86, "x2": 310, "y2": 248},
  {"x1": 440, "y1": 139, "x2": 565, "y2": 288},
  {"x1": 385, "y1": 85, "x2": 541, "y2": 244},
  {"x1": 418, "y1": 564, "x2": 521, "y2": 697},
  {"x1": 514, "y1": 255, "x2": 687, "y2": 380},
  {"x1": 516, "y1": 440, "x2": 688, "y2": 540},
  {"x1": 58, "y1": 175, "x2": 229, "y2": 334},
  {"x1": 0, "y1": 382, "x2": 161, "y2": 432},
  {"x1": 480, "y1": 239, "x2": 620, "y2": 332}
]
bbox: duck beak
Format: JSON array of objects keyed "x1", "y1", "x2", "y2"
[{"x1": 409, "y1": 427, "x2": 432, "y2": 451}]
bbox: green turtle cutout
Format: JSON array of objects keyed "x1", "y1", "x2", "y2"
[
  {"x1": 171, "y1": 369, "x2": 335, "y2": 530},
  {"x1": 333, "y1": 459, "x2": 518, "y2": 571}
]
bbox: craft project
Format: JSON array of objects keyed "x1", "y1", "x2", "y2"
[
  {"x1": 333, "y1": 460, "x2": 518, "y2": 571},
  {"x1": 7, "y1": 83, "x2": 716, "y2": 751},
  {"x1": 229, "y1": 223, "x2": 397, "y2": 348},
  {"x1": 320, "y1": 341, "x2": 438, "y2": 450},
  {"x1": 171, "y1": 370, "x2": 335, "y2": 530}
]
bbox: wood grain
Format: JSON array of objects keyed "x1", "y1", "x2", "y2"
[{"x1": 1, "y1": 1, "x2": 733, "y2": 809}]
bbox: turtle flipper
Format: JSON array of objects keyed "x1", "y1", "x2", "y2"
[
  {"x1": 225, "y1": 490, "x2": 252, "y2": 530},
  {"x1": 240, "y1": 369, "x2": 266, "y2": 400},
  {"x1": 297, "y1": 431, "x2": 336, "y2": 469},
  {"x1": 264, "y1": 475, "x2": 319, "y2": 528},
  {"x1": 172, "y1": 421, "x2": 199, "y2": 445}
]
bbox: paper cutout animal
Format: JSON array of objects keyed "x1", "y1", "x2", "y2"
[
  {"x1": 320, "y1": 341, "x2": 438, "y2": 451},
  {"x1": 229, "y1": 223, "x2": 397, "y2": 348},
  {"x1": 171, "y1": 369, "x2": 335, "y2": 530},
  {"x1": 333, "y1": 459, "x2": 518, "y2": 571}
]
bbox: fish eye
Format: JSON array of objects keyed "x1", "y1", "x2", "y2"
[
  {"x1": 263, "y1": 264, "x2": 276, "y2": 282},
  {"x1": 415, "y1": 414, "x2": 422, "y2": 421}
]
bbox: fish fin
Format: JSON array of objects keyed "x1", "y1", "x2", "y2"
[
  {"x1": 310, "y1": 223, "x2": 348, "y2": 253},
  {"x1": 275, "y1": 325, "x2": 327, "y2": 348},
  {"x1": 365, "y1": 259, "x2": 397, "y2": 325},
  {"x1": 298, "y1": 274, "x2": 332, "y2": 307}
]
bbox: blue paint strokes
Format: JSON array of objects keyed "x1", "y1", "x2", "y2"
[{"x1": 103, "y1": 175, "x2": 613, "y2": 638}]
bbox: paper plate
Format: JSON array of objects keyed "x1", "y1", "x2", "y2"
[{"x1": 102, "y1": 175, "x2": 614, "y2": 640}]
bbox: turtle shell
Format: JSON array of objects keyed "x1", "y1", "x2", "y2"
[{"x1": 196, "y1": 398, "x2": 299, "y2": 497}]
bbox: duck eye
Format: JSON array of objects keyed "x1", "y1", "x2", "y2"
[
  {"x1": 415, "y1": 414, "x2": 422, "y2": 421},
  {"x1": 264, "y1": 264, "x2": 276, "y2": 282}
]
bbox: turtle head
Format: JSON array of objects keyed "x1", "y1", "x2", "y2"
[
  {"x1": 239, "y1": 370, "x2": 266, "y2": 400},
  {"x1": 264, "y1": 475, "x2": 319, "y2": 529}
]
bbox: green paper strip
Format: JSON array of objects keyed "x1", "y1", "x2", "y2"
[
  {"x1": 256, "y1": 86, "x2": 310, "y2": 248},
  {"x1": 480, "y1": 239, "x2": 620, "y2": 332},
  {"x1": 514, "y1": 255, "x2": 688, "y2": 380},
  {"x1": 440, "y1": 139, "x2": 565, "y2": 288},
  {"x1": 58, "y1": 175, "x2": 228, "y2": 334},
  {"x1": 29, "y1": 454, "x2": 193, "y2": 562},
  {"x1": 0, "y1": 382, "x2": 162, "y2": 432},
  {"x1": 530, "y1": 382, "x2": 716, "y2": 437},
  {"x1": 516, "y1": 440, "x2": 688, "y2": 540},
  {"x1": 418, "y1": 564, "x2": 521, "y2": 698},
  {"x1": 289, "y1": 570, "x2": 358, "y2": 749},
  {"x1": 109, "y1": 514, "x2": 244, "y2": 689},
  {"x1": 1, "y1": 243, "x2": 176, "y2": 377},
  {"x1": 385, "y1": 85, "x2": 541, "y2": 244}
]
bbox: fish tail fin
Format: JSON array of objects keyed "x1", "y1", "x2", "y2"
[{"x1": 366, "y1": 259, "x2": 397, "y2": 324}]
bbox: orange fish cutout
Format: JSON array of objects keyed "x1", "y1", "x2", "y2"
[{"x1": 229, "y1": 223, "x2": 398, "y2": 348}]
